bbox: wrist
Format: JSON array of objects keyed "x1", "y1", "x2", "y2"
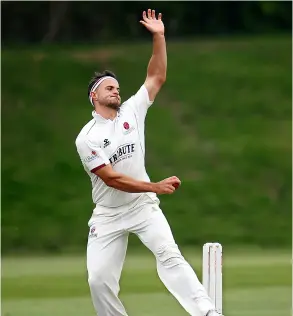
[
  {"x1": 150, "y1": 182, "x2": 159, "y2": 194},
  {"x1": 153, "y1": 32, "x2": 165, "y2": 38}
]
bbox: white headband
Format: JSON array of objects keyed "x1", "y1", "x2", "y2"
[{"x1": 89, "y1": 76, "x2": 119, "y2": 106}]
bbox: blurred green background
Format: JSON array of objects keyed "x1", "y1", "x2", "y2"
[{"x1": 2, "y1": 2, "x2": 292, "y2": 316}]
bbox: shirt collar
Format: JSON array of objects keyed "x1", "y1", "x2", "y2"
[{"x1": 92, "y1": 111, "x2": 118, "y2": 124}]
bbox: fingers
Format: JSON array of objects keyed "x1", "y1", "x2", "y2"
[
  {"x1": 143, "y1": 9, "x2": 161, "y2": 20},
  {"x1": 156, "y1": 176, "x2": 180, "y2": 195},
  {"x1": 162, "y1": 177, "x2": 181, "y2": 186},
  {"x1": 147, "y1": 9, "x2": 152, "y2": 19},
  {"x1": 142, "y1": 11, "x2": 148, "y2": 23},
  {"x1": 156, "y1": 183, "x2": 176, "y2": 195},
  {"x1": 166, "y1": 184, "x2": 176, "y2": 194},
  {"x1": 168, "y1": 176, "x2": 181, "y2": 184},
  {"x1": 174, "y1": 179, "x2": 181, "y2": 185}
]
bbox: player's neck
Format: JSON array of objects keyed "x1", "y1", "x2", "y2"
[{"x1": 94, "y1": 105, "x2": 118, "y2": 121}]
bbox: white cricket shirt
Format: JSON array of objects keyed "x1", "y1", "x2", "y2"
[{"x1": 75, "y1": 85, "x2": 157, "y2": 208}]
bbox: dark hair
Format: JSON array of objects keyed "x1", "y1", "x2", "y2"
[{"x1": 88, "y1": 70, "x2": 118, "y2": 98}]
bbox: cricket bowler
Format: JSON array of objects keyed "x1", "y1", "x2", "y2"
[{"x1": 75, "y1": 9, "x2": 223, "y2": 316}]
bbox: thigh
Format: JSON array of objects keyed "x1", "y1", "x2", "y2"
[
  {"x1": 87, "y1": 214, "x2": 128, "y2": 276},
  {"x1": 129, "y1": 202, "x2": 178, "y2": 255}
]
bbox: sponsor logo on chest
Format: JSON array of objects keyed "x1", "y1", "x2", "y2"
[{"x1": 109, "y1": 143, "x2": 135, "y2": 165}]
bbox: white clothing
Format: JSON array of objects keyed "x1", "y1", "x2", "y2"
[
  {"x1": 75, "y1": 85, "x2": 156, "y2": 208},
  {"x1": 87, "y1": 194, "x2": 215, "y2": 316},
  {"x1": 75, "y1": 85, "x2": 216, "y2": 316}
]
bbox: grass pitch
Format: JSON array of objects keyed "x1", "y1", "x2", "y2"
[{"x1": 2, "y1": 247, "x2": 291, "y2": 316}]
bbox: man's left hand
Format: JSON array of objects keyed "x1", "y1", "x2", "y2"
[{"x1": 140, "y1": 9, "x2": 164, "y2": 35}]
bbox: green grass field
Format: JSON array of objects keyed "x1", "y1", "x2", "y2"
[
  {"x1": 2, "y1": 248, "x2": 291, "y2": 316},
  {"x1": 2, "y1": 35, "x2": 292, "y2": 253}
]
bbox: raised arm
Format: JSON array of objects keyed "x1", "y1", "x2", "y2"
[{"x1": 140, "y1": 9, "x2": 167, "y2": 101}]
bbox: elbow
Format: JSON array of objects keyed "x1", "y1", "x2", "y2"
[
  {"x1": 104, "y1": 175, "x2": 118, "y2": 188},
  {"x1": 105, "y1": 180, "x2": 115, "y2": 189},
  {"x1": 159, "y1": 75, "x2": 166, "y2": 84},
  {"x1": 156, "y1": 75, "x2": 166, "y2": 86},
  {"x1": 106, "y1": 178, "x2": 115, "y2": 188}
]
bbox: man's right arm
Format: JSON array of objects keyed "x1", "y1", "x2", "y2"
[
  {"x1": 76, "y1": 137, "x2": 181, "y2": 195},
  {"x1": 94, "y1": 164, "x2": 180, "y2": 195}
]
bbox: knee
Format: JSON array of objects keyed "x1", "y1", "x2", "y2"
[
  {"x1": 156, "y1": 243, "x2": 185, "y2": 267},
  {"x1": 88, "y1": 267, "x2": 111, "y2": 289}
]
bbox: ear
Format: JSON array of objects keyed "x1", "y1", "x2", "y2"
[{"x1": 90, "y1": 91, "x2": 97, "y2": 100}]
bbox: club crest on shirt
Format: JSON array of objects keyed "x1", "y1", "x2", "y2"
[
  {"x1": 123, "y1": 121, "x2": 135, "y2": 135},
  {"x1": 89, "y1": 226, "x2": 97, "y2": 238}
]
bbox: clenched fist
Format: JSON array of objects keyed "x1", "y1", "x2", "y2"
[{"x1": 153, "y1": 176, "x2": 181, "y2": 195}]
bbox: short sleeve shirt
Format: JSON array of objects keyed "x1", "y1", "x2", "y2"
[{"x1": 75, "y1": 85, "x2": 156, "y2": 207}]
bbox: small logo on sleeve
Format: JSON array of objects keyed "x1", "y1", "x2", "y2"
[{"x1": 83, "y1": 150, "x2": 98, "y2": 163}]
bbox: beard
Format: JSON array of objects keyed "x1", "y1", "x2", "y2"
[
  {"x1": 105, "y1": 101, "x2": 121, "y2": 110},
  {"x1": 100, "y1": 96, "x2": 121, "y2": 110}
]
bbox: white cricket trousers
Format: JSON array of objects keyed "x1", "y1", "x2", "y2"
[{"x1": 87, "y1": 194, "x2": 215, "y2": 316}]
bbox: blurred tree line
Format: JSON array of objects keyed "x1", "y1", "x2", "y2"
[{"x1": 2, "y1": 1, "x2": 292, "y2": 44}]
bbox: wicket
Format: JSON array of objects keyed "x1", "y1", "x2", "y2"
[{"x1": 202, "y1": 242, "x2": 223, "y2": 314}]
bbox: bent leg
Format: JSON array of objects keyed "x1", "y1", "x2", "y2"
[{"x1": 130, "y1": 203, "x2": 215, "y2": 316}]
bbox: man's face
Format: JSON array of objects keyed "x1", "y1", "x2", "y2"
[{"x1": 92, "y1": 78, "x2": 121, "y2": 110}]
